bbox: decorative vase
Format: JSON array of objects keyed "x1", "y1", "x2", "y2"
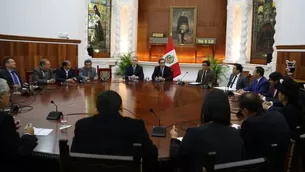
[{"x1": 285, "y1": 60, "x2": 296, "y2": 78}]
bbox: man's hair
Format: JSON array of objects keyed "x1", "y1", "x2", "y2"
[
  {"x1": 202, "y1": 60, "x2": 211, "y2": 66},
  {"x1": 84, "y1": 59, "x2": 92, "y2": 65},
  {"x1": 62, "y1": 60, "x2": 70, "y2": 67},
  {"x1": 238, "y1": 92, "x2": 263, "y2": 113},
  {"x1": 0, "y1": 78, "x2": 9, "y2": 95},
  {"x1": 269, "y1": 72, "x2": 283, "y2": 81},
  {"x1": 234, "y1": 63, "x2": 243, "y2": 73},
  {"x1": 96, "y1": 90, "x2": 122, "y2": 112},
  {"x1": 2, "y1": 57, "x2": 12, "y2": 67},
  {"x1": 255, "y1": 66, "x2": 264, "y2": 76},
  {"x1": 158, "y1": 58, "x2": 165, "y2": 63},
  {"x1": 40, "y1": 59, "x2": 49, "y2": 66}
]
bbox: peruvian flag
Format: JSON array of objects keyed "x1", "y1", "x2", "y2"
[{"x1": 162, "y1": 36, "x2": 181, "y2": 78}]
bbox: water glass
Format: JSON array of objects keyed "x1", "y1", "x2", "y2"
[
  {"x1": 145, "y1": 77, "x2": 150, "y2": 82},
  {"x1": 60, "y1": 114, "x2": 67, "y2": 126}
]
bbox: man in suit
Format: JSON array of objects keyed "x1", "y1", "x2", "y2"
[
  {"x1": 195, "y1": 60, "x2": 216, "y2": 87},
  {"x1": 227, "y1": 63, "x2": 249, "y2": 90},
  {"x1": 71, "y1": 90, "x2": 158, "y2": 171},
  {"x1": 0, "y1": 57, "x2": 23, "y2": 88},
  {"x1": 32, "y1": 59, "x2": 56, "y2": 85},
  {"x1": 55, "y1": 60, "x2": 78, "y2": 83},
  {"x1": 124, "y1": 57, "x2": 144, "y2": 81},
  {"x1": 152, "y1": 58, "x2": 172, "y2": 81},
  {"x1": 238, "y1": 92, "x2": 290, "y2": 171},
  {"x1": 260, "y1": 72, "x2": 283, "y2": 106},
  {"x1": 0, "y1": 78, "x2": 37, "y2": 170},
  {"x1": 78, "y1": 59, "x2": 97, "y2": 82},
  {"x1": 238, "y1": 66, "x2": 269, "y2": 94}
]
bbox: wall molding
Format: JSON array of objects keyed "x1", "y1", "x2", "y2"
[
  {"x1": 0, "y1": 34, "x2": 81, "y2": 44},
  {"x1": 276, "y1": 45, "x2": 305, "y2": 50}
]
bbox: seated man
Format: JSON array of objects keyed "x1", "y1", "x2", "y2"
[
  {"x1": 71, "y1": 90, "x2": 158, "y2": 171},
  {"x1": 0, "y1": 57, "x2": 24, "y2": 88},
  {"x1": 227, "y1": 63, "x2": 249, "y2": 90},
  {"x1": 124, "y1": 57, "x2": 144, "y2": 81},
  {"x1": 55, "y1": 60, "x2": 77, "y2": 83},
  {"x1": 260, "y1": 72, "x2": 283, "y2": 106},
  {"x1": 195, "y1": 60, "x2": 216, "y2": 87},
  {"x1": 0, "y1": 78, "x2": 38, "y2": 170},
  {"x1": 152, "y1": 58, "x2": 172, "y2": 81},
  {"x1": 238, "y1": 66, "x2": 269, "y2": 94},
  {"x1": 32, "y1": 59, "x2": 56, "y2": 85},
  {"x1": 78, "y1": 59, "x2": 97, "y2": 82},
  {"x1": 238, "y1": 92, "x2": 290, "y2": 172}
]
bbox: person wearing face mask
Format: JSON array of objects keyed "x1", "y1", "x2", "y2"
[{"x1": 0, "y1": 78, "x2": 37, "y2": 170}]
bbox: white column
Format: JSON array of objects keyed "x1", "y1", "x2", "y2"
[
  {"x1": 224, "y1": 5, "x2": 235, "y2": 63},
  {"x1": 239, "y1": 5, "x2": 250, "y2": 64},
  {"x1": 271, "y1": 0, "x2": 281, "y2": 72}
]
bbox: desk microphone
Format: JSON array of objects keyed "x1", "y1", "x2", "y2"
[
  {"x1": 46, "y1": 100, "x2": 63, "y2": 120},
  {"x1": 149, "y1": 108, "x2": 166, "y2": 137},
  {"x1": 178, "y1": 72, "x2": 188, "y2": 85}
]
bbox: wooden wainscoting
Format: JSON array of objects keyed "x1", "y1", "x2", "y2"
[
  {"x1": 276, "y1": 45, "x2": 305, "y2": 80},
  {"x1": 0, "y1": 34, "x2": 81, "y2": 81}
]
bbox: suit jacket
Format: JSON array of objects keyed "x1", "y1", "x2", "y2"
[
  {"x1": 227, "y1": 73, "x2": 249, "y2": 90},
  {"x1": 55, "y1": 68, "x2": 77, "y2": 83},
  {"x1": 243, "y1": 76, "x2": 269, "y2": 94},
  {"x1": 170, "y1": 123, "x2": 243, "y2": 172},
  {"x1": 78, "y1": 67, "x2": 97, "y2": 81},
  {"x1": 0, "y1": 111, "x2": 37, "y2": 170},
  {"x1": 124, "y1": 65, "x2": 144, "y2": 80},
  {"x1": 32, "y1": 67, "x2": 55, "y2": 85},
  {"x1": 71, "y1": 112, "x2": 158, "y2": 171},
  {"x1": 263, "y1": 83, "x2": 282, "y2": 106},
  {"x1": 195, "y1": 69, "x2": 216, "y2": 86},
  {"x1": 0, "y1": 69, "x2": 22, "y2": 87},
  {"x1": 151, "y1": 66, "x2": 172, "y2": 81},
  {"x1": 240, "y1": 111, "x2": 290, "y2": 172}
]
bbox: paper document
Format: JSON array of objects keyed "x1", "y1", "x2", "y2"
[
  {"x1": 231, "y1": 124, "x2": 241, "y2": 129},
  {"x1": 188, "y1": 82, "x2": 201, "y2": 85},
  {"x1": 177, "y1": 137, "x2": 183, "y2": 141},
  {"x1": 34, "y1": 127, "x2": 53, "y2": 136},
  {"x1": 214, "y1": 87, "x2": 236, "y2": 91}
]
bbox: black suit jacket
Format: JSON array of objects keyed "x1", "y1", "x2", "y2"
[
  {"x1": 55, "y1": 68, "x2": 77, "y2": 83},
  {"x1": 170, "y1": 123, "x2": 243, "y2": 172},
  {"x1": 71, "y1": 112, "x2": 158, "y2": 171},
  {"x1": 240, "y1": 111, "x2": 290, "y2": 171},
  {"x1": 0, "y1": 69, "x2": 22, "y2": 87},
  {"x1": 152, "y1": 66, "x2": 172, "y2": 81},
  {"x1": 0, "y1": 111, "x2": 37, "y2": 170},
  {"x1": 124, "y1": 65, "x2": 144, "y2": 80},
  {"x1": 227, "y1": 73, "x2": 249, "y2": 90}
]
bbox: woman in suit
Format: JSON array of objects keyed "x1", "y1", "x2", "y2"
[{"x1": 169, "y1": 90, "x2": 243, "y2": 172}]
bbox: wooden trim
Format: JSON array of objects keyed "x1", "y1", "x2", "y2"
[
  {"x1": 276, "y1": 45, "x2": 305, "y2": 50},
  {"x1": 0, "y1": 34, "x2": 81, "y2": 44}
]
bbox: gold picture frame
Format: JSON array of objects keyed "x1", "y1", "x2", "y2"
[{"x1": 169, "y1": 6, "x2": 197, "y2": 46}]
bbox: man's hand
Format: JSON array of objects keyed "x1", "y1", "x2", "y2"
[
  {"x1": 14, "y1": 119, "x2": 21, "y2": 130},
  {"x1": 258, "y1": 94, "x2": 266, "y2": 101},
  {"x1": 13, "y1": 84, "x2": 20, "y2": 89},
  {"x1": 47, "y1": 79, "x2": 55, "y2": 84},
  {"x1": 24, "y1": 123, "x2": 34, "y2": 135},
  {"x1": 262, "y1": 101, "x2": 273, "y2": 110},
  {"x1": 170, "y1": 125, "x2": 178, "y2": 139}
]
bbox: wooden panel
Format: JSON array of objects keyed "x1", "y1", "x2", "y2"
[
  {"x1": 276, "y1": 45, "x2": 305, "y2": 50},
  {"x1": 0, "y1": 34, "x2": 81, "y2": 81},
  {"x1": 276, "y1": 51, "x2": 305, "y2": 80},
  {"x1": 137, "y1": 0, "x2": 227, "y2": 63},
  {"x1": 0, "y1": 34, "x2": 81, "y2": 44}
]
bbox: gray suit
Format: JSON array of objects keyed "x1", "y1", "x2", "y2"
[
  {"x1": 195, "y1": 69, "x2": 216, "y2": 86},
  {"x1": 78, "y1": 67, "x2": 97, "y2": 81},
  {"x1": 227, "y1": 73, "x2": 249, "y2": 90},
  {"x1": 32, "y1": 67, "x2": 55, "y2": 85}
]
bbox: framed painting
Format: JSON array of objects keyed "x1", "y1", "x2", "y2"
[
  {"x1": 251, "y1": 0, "x2": 276, "y2": 60},
  {"x1": 169, "y1": 6, "x2": 197, "y2": 46},
  {"x1": 88, "y1": 0, "x2": 111, "y2": 56}
]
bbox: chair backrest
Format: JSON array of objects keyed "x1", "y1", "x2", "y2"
[
  {"x1": 97, "y1": 65, "x2": 112, "y2": 79},
  {"x1": 284, "y1": 133, "x2": 305, "y2": 172},
  {"x1": 25, "y1": 71, "x2": 33, "y2": 83},
  {"x1": 59, "y1": 140, "x2": 142, "y2": 172}
]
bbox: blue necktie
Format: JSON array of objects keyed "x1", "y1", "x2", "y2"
[{"x1": 11, "y1": 71, "x2": 21, "y2": 86}]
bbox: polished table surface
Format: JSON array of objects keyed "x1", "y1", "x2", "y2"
[{"x1": 12, "y1": 81, "x2": 241, "y2": 158}]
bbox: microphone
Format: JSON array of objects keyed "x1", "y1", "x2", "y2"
[
  {"x1": 149, "y1": 108, "x2": 166, "y2": 137},
  {"x1": 178, "y1": 72, "x2": 188, "y2": 85},
  {"x1": 47, "y1": 100, "x2": 63, "y2": 120}
]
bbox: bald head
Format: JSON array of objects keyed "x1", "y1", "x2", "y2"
[{"x1": 238, "y1": 92, "x2": 263, "y2": 116}]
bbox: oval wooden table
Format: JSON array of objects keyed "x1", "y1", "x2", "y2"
[{"x1": 12, "y1": 81, "x2": 241, "y2": 159}]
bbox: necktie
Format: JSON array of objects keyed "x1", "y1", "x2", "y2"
[
  {"x1": 273, "y1": 89, "x2": 277, "y2": 97},
  {"x1": 133, "y1": 66, "x2": 136, "y2": 74},
  {"x1": 11, "y1": 71, "x2": 21, "y2": 86},
  {"x1": 201, "y1": 71, "x2": 206, "y2": 83},
  {"x1": 161, "y1": 68, "x2": 164, "y2": 77},
  {"x1": 230, "y1": 75, "x2": 237, "y2": 88}
]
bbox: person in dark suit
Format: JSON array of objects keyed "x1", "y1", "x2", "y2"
[
  {"x1": 152, "y1": 58, "x2": 172, "y2": 81},
  {"x1": 55, "y1": 60, "x2": 78, "y2": 83},
  {"x1": 195, "y1": 60, "x2": 216, "y2": 87},
  {"x1": 0, "y1": 57, "x2": 23, "y2": 88},
  {"x1": 170, "y1": 90, "x2": 243, "y2": 172},
  {"x1": 0, "y1": 78, "x2": 37, "y2": 170},
  {"x1": 71, "y1": 90, "x2": 158, "y2": 171},
  {"x1": 124, "y1": 57, "x2": 144, "y2": 80},
  {"x1": 260, "y1": 72, "x2": 283, "y2": 106},
  {"x1": 32, "y1": 59, "x2": 56, "y2": 85},
  {"x1": 263, "y1": 77, "x2": 304, "y2": 134},
  {"x1": 238, "y1": 92, "x2": 290, "y2": 172},
  {"x1": 78, "y1": 59, "x2": 97, "y2": 82},
  {"x1": 238, "y1": 66, "x2": 269, "y2": 94},
  {"x1": 227, "y1": 63, "x2": 249, "y2": 90}
]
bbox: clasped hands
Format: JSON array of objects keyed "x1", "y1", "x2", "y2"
[
  {"x1": 155, "y1": 76, "x2": 165, "y2": 82},
  {"x1": 65, "y1": 77, "x2": 77, "y2": 83},
  {"x1": 14, "y1": 118, "x2": 34, "y2": 135},
  {"x1": 129, "y1": 75, "x2": 139, "y2": 80}
]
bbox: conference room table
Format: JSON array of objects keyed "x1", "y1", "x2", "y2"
[{"x1": 11, "y1": 80, "x2": 242, "y2": 170}]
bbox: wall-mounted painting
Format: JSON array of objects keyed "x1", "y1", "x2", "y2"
[
  {"x1": 169, "y1": 6, "x2": 197, "y2": 46},
  {"x1": 251, "y1": 0, "x2": 276, "y2": 59},
  {"x1": 88, "y1": 0, "x2": 111, "y2": 54}
]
